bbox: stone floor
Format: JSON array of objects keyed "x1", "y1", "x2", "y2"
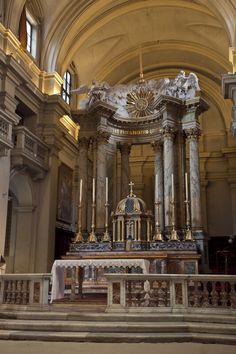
[{"x1": 0, "y1": 341, "x2": 236, "y2": 354}]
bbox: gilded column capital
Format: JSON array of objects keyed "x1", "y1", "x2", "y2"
[
  {"x1": 78, "y1": 137, "x2": 90, "y2": 149},
  {"x1": 161, "y1": 125, "x2": 176, "y2": 139},
  {"x1": 118, "y1": 142, "x2": 132, "y2": 155},
  {"x1": 185, "y1": 127, "x2": 201, "y2": 140},
  {"x1": 151, "y1": 140, "x2": 163, "y2": 153},
  {"x1": 96, "y1": 131, "x2": 110, "y2": 144}
]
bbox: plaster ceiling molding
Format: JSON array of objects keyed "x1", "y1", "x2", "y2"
[{"x1": 183, "y1": 22, "x2": 229, "y2": 55}]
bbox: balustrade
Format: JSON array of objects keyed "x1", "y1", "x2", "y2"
[
  {"x1": 0, "y1": 116, "x2": 12, "y2": 152},
  {"x1": 12, "y1": 126, "x2": 49, "y2": 169},
  {"x1": 106, "y1": 274, "x2": 236, "y2": 313},
  {"x1": 0, "y1": 274, "x2": 51, "y2": 306}
]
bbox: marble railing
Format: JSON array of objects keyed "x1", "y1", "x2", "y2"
[
  {"x1": 106, "y1": 274, "x2": 236, "y2": 313},
  {"x1": 0, "y1": 116, "x2": 13, "y2": 150},
  {"x1": 0, "y1": 274, "x2": 51, "y2": 306},
  {"x1": 13, "y1": 126, "x2": 49, "y2": 169}
]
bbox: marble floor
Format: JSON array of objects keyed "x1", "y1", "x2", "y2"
[{"x1": 0, "y1": 342, "x2": 235, "y2": 354}]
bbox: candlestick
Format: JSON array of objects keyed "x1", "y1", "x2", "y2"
[
  {"x1": 185, "y1": 172, "x2": 188, "y2": 201},
  {"x1": 92, "y1": 177, "x2": 95, "y2": 203},
  {"x1": 171, "y1": 174, "x2": 174, "y2": 200},
  {"x1": 79, "y1": 179, "x2": 83, "y2": 203},
  {"x1": 105, "y1": 177, "x2": 108, "y2": 203},
  {"x1": 155, "y1": 174, "x2": 158, "y2": 202},
  {"x1": 88, "y1": 201, "x2": 97, "y2": 243},
  {"x1": 169, "y1": 199, "x2": 179, "y2": 241}
]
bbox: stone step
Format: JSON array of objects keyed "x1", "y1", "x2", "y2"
[
  {"x1": 0, "y1": 311, "x2": 236, "y2": 325},
  {"x1": 0, "y1": 318, "x2": 236, "y2": 336},
  {"x1": 0, "y1": 330, "x2": 236, "y2": 345}
]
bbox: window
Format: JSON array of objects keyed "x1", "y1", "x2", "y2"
[
  {"x1": 62, "y1": 71, "x2": 71, "y2": 104},
  {"x1": 26, "y1": 14, "x2": 37, "y2": 58}
]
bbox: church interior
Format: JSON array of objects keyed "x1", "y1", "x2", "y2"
[{"x1": 0, "y1": 0, "x2": 236, "y2": 352}]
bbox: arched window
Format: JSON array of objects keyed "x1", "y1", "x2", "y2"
[
  {"x1": 62, "y1": 71, "x2": 71, "y2": 105},
  {"x1": 19, "y1": 2, "x2": 43, "y2": 61}
]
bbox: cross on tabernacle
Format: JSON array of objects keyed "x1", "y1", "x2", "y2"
[{"x1": 129, "y1": 181, "x2": 134, "y2": 196}]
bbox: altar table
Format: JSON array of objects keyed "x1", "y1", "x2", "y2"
[{"x1": 51, "y1": 258, "x2": 150, "y2": 302}]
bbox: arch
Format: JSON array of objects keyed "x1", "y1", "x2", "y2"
[
  {"x1": 10, "y1": 170, "x2": 33, "y2": 206},
  {"x1": 4, "y1": 0, "x2": 44, "y2": 36}
]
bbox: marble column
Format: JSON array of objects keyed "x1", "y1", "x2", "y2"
[
  {"x1": 163, "y1": 126, "x2": 175, "y2": 229},
  {"x1": 96, "y1": 132, "x2": 109, "y2": 234},
  {"x1": 151, "y1": 141, "x2": 164, "y2": 231},
  {"x1": 78, "y1": 137, "x2": 90, "y2": 233},
  {"x1": 119, "y1": 143, "x2": 131, "y2": 198},
  {"x1": 185, "y1": 128, "x2": 202, "y2": 230}
]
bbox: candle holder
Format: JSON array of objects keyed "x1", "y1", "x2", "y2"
[
  {"x1": 88, "y1": 203, "x2": 97, "y2": 243},
  {"x1": 73, "y1": 204, "x2": 83, "y2": 243},
  {"x1": 184, "y1": 199, "x2": 194, "y2": 241},
  {"x1": 169, "y1": 199, "x2": 179, "y2": 241},
  {"x1": 153, "y1": 201, "x2": 163, "y2": 241},
  {"x1": 102, "y1": 202, "x2": 110, "y2": 242}
]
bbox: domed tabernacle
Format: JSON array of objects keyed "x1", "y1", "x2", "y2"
[
  {"x1": 112, "y1": 183, "x2": 153, "y2": 251},
  {"x1": 116, "y1": 195, "x2": 146, "y2": 214}
]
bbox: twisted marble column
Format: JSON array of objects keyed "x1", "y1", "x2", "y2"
[
  {"x1": 163, "y1": 126, "x2": 175, "y2": 229},
  {"x1": 96, "y1": 132, "x2": 110, "y2": 234},
  {"x1": 78, "y1": 137, "x2": 90, "y2": 233},
  {"x1": 151, "y1": 141, "x2": 164, "y2": 231},
  {"x1": 119, "y1": 143, "x2": 131, "y2": 198},
  {"x1": 185, "y1": 128, "x2": 202, "y2": 230}
]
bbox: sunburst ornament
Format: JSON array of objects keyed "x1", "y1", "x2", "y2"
[{"x1": 126, "y1": 88, "x2": 156, "y2": 117}]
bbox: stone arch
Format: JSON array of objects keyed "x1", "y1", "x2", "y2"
[{"x1": 7, "y1": 171, "x2": 36, "y2": 273}]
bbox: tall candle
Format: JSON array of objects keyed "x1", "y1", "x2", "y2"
[
  {"x1": 155, "y1": 174, "x2": 158, "y2": 202},
  {"x1": 171, "y1": 174, "x2": 174, "y2": 200},
  {"x1": 185, "y1": 172, "x2": 188, "y2": 200},
  {"x1": 79, "y1": 179, "x2": 83, "y2": 204},
  {"x1": 92, "y1": 178, "x2": 95, "y2": 203},
  {"x1": 105, "y1": 177, "x2": 108, "y2": 203}
]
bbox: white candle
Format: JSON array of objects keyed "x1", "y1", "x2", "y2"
[
  {"x1": 171, "y1": 174, "x2": 174, "y2": 200},
  {"x1": 105, "y1": 177, "x2": 108, "y2": 203},
  {"x1": 155, "y1": 174, "x2": 158, "y2": 202},
  {"x1": 92, "y1": 178, "x2": 95, "y2": 203},
  {"x1": 185, "y1": 172, "x2": 188, "y2": 200},
  {"x1": 79, "y1": 179, "x2": 83, "y2": 204}
]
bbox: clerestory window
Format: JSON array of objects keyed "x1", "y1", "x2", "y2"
[{"x1": 62, "y1": 71, "x2": 71, "y2": 105}]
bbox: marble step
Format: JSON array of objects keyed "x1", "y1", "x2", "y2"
[
  {"x1": 0, "y1": 311, "x2": 236, "y2": 325},
  {"x1": 0, "y1": 319, "x2": 236, "y2": 336},
  {"x1": 0, "y1": 330, "x2": 236, "y2": 345}
]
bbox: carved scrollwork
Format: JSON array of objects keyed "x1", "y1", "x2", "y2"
[
  {"x1": 161, "y1": 125, "x2": 176, "y2": 139},
  {"x1": 185, "y1": 127, "x2": 201, "y2": 140}
]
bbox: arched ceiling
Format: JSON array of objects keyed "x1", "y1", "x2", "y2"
[
  {"x1": 5, "y1": 1, "x2": 236, "y2": 81},
  {"x1": 36, "y1": 0, "x2": 236, "y2": 83}
]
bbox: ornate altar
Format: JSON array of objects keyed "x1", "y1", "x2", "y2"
[{"x1": 64, "y1": 68, "x2": 208, "y2": 276}]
